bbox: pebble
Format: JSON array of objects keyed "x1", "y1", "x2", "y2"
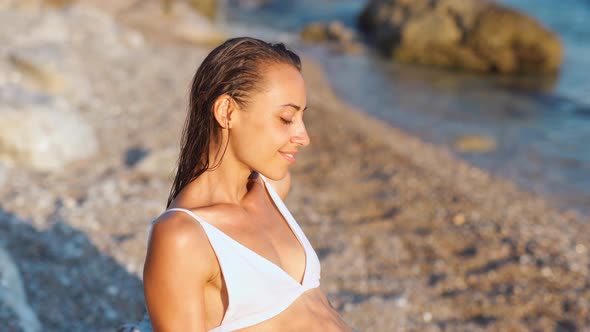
[
  {"x1": 395, "y1": 296, "x2": 408, "y2": 307},
  {"x1": 541, "y1": 267, "x2": 553, "y2": 277},
  {"x1": 107, "y1": 285, "x2": 119, "y2": 296},
  {"x1": 453, "y1": 213, "x2": 466, "y2": 225}
]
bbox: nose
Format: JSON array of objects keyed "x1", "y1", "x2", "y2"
[{"x1": 291, "y1": 123, "x2": 311, "y2": 147}]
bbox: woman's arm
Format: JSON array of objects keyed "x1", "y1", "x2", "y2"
[{"x1": 143, "y1": 214, "x2": 217, "y2": 332}]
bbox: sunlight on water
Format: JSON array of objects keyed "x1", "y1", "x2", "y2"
[{"x1": 227, "y1": 0, "x2": 590, "y2": 215}]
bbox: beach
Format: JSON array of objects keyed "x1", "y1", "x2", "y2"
[{"x1": 0, "y1": 1, "x2": 588, "y2": 331}]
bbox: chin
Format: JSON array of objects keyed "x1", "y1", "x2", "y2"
[{"x1": 256, "y1": 167, "x2": 288, "y2": 181}]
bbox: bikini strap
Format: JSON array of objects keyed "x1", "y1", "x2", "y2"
[
  {"x1": 155, "y1": 207, "x2": 208, "y2": 224},
  {"x1": 257, "y1": 173, "x2": 278, "y2": 199}
]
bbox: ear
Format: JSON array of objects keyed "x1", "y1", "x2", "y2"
[{"x1": 212, "y1": 94, "x2": 235, "y2": 129}]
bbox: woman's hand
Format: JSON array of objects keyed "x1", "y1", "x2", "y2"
[{"x1": 266, "y1": 171, "x2": 291, "y2": 200}]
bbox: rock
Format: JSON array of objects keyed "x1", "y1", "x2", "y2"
[
  {"x1": 161, "y1": 0, "x2": 219, "y2": 20},
  {"x1": 172, "y1": 18, "x2": 226, "y2": 46},
  {"x1": 466, "y1": 5, "x2": 563, "y2": 74},
  {"x1": 435, "y1": 0, "x2": 488, "y2": 30},
  {"x1": 0, "y1": 8, "x2": 70, "y2": 47},
  {"x1": 0, "y1": 85, "x2": 98, "y2": 171},
  {"x1": 301, "y1": 21, "x2": 355, "y2": 43},
  {"x1": 230, "y1": 0, "x2": 271, "y2": 10},
  {"x1": 394, "y1": 10, "x2": 471, "y2": 68},
  {"x1": 0, "y1": 5, "x2": 127, "y2": 103},
  {"x1": 300, "y1": 22, "x2": 329, "y2": 42},
  {"x1": 186, "y1": 0, "x2": 218, "y2": 20},
  {"x1": 403, "y1": 11, "x2": 462, "y2": 47},
  {"x1": 63, "y1": 4, "x2": 134, "y2": 58},
  {"x1": 121, "y1": 0, "x2": 226, "y2": 46},
  {"x1": 300, "y1": 21, "x2": 365, "y2": 54},
  {"x1": 358, "y1": 0, "x2": 563, "y2": 75},
  {"x1": 453, "y1": 213, "x2": 466, "y2": 225},
  {"x1": 453, "y1": 135, "x2": 497, "y2": 153},
  {"x1": 0, "y1": 244, "x2": 42, "y2": 332},
  {"x1": 9, "y1": 44, "x2": 68, "y2": 94}
]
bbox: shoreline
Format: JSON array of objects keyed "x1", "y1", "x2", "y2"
[
  {"x1": 304, "y1": 59, "x2": 584, "y2": 223},
  {"x1": 294, "y1": 57, "x2": 588, "y2": 330},
  {"x1": 225, "y1": 1, "x2": 590, "y2": 220},
  {"x1": 0, "y1": 2, "x2": 587, "y2": 331},
  {"x1": 297, "y1": 43, "x2": 590, "y2": 221}
]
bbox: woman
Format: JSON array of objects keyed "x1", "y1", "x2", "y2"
[{"x1": 143, "y1": 37, "x2": 355, "y2": 331}]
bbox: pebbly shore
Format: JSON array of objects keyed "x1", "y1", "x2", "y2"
[{"x1": 0, "y1": 1, "x2": 587, "y2": 331}]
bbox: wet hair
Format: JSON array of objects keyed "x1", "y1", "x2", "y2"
[{"x1": 167, "y1": 37, "x2": 302, "y2": 207}]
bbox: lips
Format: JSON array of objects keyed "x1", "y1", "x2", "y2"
[{"x1": 279, "y1": 151, "x2": 297, "y2": 163}]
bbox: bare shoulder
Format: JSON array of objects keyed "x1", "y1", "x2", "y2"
[
  {"x1": 145, "y1": 211, "x2": 217, "y2": 278},
  {"x1": 143, "y1": 211, "x2": 217, "y2": 331},
  {"x1": 262, "y1": 171, "x2": 292, "y2": 201}
]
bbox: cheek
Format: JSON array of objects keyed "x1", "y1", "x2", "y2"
[
  {"x1": 259, "y1": 122, "x2": 288, "y2": 152},
  {"x1": 233, "y1": 118, "x2": 285, "y2": 155},
  {"x1": 270, "y1": 122, "x2": 292, "y2": 146}
]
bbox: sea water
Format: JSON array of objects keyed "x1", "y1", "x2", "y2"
[{"x1": 225, "y1": 0, "x2": 590, "y2": 217}]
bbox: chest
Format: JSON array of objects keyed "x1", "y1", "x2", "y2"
[
  {"x1": 216, "y1": 200, "x2": 308, "y2": 283},
  {"x1": 202, "y1": 202, "x2": 308, "y2": 328}
]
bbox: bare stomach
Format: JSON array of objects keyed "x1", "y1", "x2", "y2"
[{"x1": 235, "y1": 287, "x2": 352, "y2": 332}]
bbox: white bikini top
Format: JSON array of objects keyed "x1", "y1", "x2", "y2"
[{"x1": 149, "y1": 173, "x2": 321, "y2": 332}]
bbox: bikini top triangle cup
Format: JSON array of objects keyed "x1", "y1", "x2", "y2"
[{"x1": 149, "y1": 173, "x2": 321, "y2": 332}]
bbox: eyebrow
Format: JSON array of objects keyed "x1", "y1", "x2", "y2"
[{"x1": 280, "y1": 103, "x2": 308, "y2": 112}]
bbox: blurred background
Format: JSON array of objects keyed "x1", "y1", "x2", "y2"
[
  {"x1": 226, "y1": 0, "x2": 590, "y2": 217},
  {"x1": 0, "y1": 0, "x2": 589, "y2": 331}
]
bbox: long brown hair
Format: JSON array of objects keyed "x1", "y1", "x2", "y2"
[{"x1": 167, "y1": 37, "x2": 301, "y2": 207}]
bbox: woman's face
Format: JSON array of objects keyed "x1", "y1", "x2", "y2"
[{"x1": 230, "y1": 63, "x2": 310, "y2": 180}]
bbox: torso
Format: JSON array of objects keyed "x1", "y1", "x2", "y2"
[{"x1": 168, "y1": 175, "x2": 351, "y2": 331}]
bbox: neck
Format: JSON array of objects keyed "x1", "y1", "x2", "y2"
[{"x1": 175, "y1": 143, "x2": 256, "y2": 208}]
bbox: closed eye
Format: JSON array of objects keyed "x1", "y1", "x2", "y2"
[{"x1": 281, "y1": 118, "x2": 294, "y2": 125}]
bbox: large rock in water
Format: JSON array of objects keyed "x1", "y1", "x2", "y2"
[
  {"x1": 358, "y1": 0, "x2": 563, "y2": 75},
  {"x1": 0, "y1": 85, "x2": 98, "y2": 172}
]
